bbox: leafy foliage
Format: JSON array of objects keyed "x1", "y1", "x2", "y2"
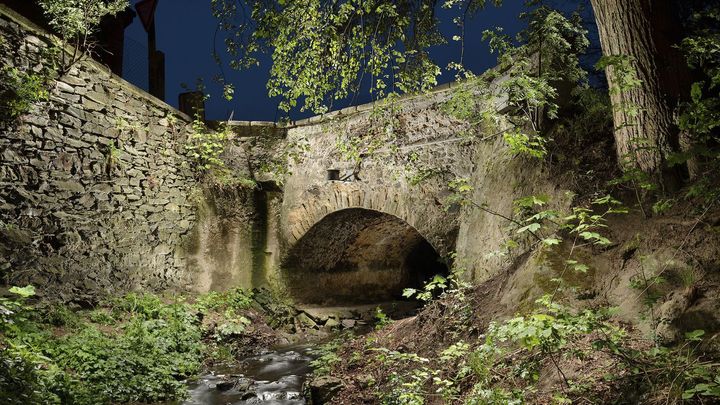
[
  {"x1": 403, "y1": 274, "x2": 448, "y2": 302},
  {"x1": 361, "y1": 291, "x2": 720, "y2": 404},
  {"x1": 38, "y1": 0, "x2": 128, "y2": 71},
  {"x1": 373, "y1": 307, "x2": 393, "y2": 330},
  {"x1": 0, "y1": 0, "x2": 127, "y2": 120},
  {"x1": 436, "y1": 5, "x2": 591, "y2": 160},
  {"x1": 0, "y1": 67, "x2": 51, "y2": 120},
  {"x1": 212, "y1": 0, "x2": 450, "y2": 113},
  {"x1": 193, "y1": 288, "x2": 254, "y2": 312},
  {"x1": 177, "y1": 85, "x2": 260, "y2": 187},
  {"x1": 484, "y1": 6, "x2": 589, "y2": 158},
  {"x1": 0, "y1": 287, "x2": 272, "y2": 404},
  {"x1": 675, "y1": 5, "x2": 720, "y2": 201},
  {"x1": 39, "y1": 0, "x2": 128, "y2": 40},
  {"x1": 185, "y1": 117, "x2": 232, "y2": 171},
  {"x1": 0, "y1": 290, "x2": 202, "y2": 404},
  {"x1": 309, "y1": 334, "x2": 347, "y2": 376}
]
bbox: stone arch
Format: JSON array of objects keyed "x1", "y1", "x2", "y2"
[
  {"x1": 281, "y1": 206, "x2": 449, "y2": 305},
  {"x1": 282, "y1": 182, "x2": 455, "y2": 257}
]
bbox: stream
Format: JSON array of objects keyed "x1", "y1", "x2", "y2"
[
  {"x1": 181, "y1": 343, "x2": 316, "y2": 405},
  {"x1": 177, "y1": 303, "x2": 413, "y2": 404}
]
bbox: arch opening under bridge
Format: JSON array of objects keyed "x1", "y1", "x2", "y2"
[{"x1": 281, "y1": 208, "x2": 449, "y2": 305}]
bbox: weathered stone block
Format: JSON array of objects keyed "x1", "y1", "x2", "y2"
[
  {"x1": 81, "y1": 97, "x2": 104, "y2": 112},
  {"x1": 57, "y1": 113, "x2": 81, "y2": 128},
  {"x1": 65, "y1": 137, "x2": 90, "y2": 149},
  {"x1": 24, "y1": 114, "x2": 49, "y2": 127},
  {"x1": 64, "y1": 105, "x2": 86, "y2": 120},
  {"x1": 60, "y1": 75, "x2": 86, "y2": 87},
  {"x1": 54, "y1": 81, "x2": 75, "y2": 94},
  {"x1": 84, "y1": 90, "x2": 110, "y2": 105}
]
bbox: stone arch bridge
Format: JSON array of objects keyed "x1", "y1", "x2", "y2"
[{"x1": 239, "y1": 85, "x2": 507, "y2": 305}]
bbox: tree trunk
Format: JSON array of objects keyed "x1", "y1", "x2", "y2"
[{"x1": 590, "y1": 0, "x2": 690, "y2": 191}]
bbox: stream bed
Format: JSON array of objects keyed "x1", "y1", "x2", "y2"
[
  {"x1": 176, "y1": 303, "x2": 411, "y2": 404},
  {"x1": 181, "y1": 343, "x2": 316, "y2": 405}
]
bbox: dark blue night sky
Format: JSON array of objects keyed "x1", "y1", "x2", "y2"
[{"x1": 121, "y1": 1, "x2": 585, "y2": 121}]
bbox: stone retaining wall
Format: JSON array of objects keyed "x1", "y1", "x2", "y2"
[{"x1": 0, "y1": 6, "x2": 200, "y2": 298}]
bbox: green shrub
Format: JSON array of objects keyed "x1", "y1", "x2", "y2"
[
  {"x1": 110, "y1": 292, "x2": 165, "y2": 318},
  {"x1": 374, "y1": 307, "x2": 393, "y2": 330},
  {"x1": 0, "y1": 67, "x2": 50, "y2": 119},
  {"x1": 0, "y1": 289, "x2": 204, "y2": 404},
  {"x1": 310, "y1": 335, "x2": 346, "y2": 376},
  {"x1": 185, "y1": 118, "x2": 231, "y2": 171},
  {"x1": 193, "y1": 288, "x2": 253, "y2": 312},
  {"x1": 0, "y1": 341, "x2": 66, "y2": 405},
  {"x1": 0, "y1": 287, "x2": 297, "y2": 403},
  {"x1": 51, "y1": 313, "x2": 202, "y2": 403}
]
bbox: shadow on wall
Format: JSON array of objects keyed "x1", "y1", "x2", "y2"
[{"x1": 281, "y1": 208, "x2": 449, "y2": 305}]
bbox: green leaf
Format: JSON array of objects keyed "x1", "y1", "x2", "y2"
[
  {"x1": 532, "y1": 314, "x2": 554, "y2": 322},
  {"x1": 579, "y1": 231, "x2": 611, "y2": 245},
  {"x1": 683, "y1": 389, "x2": 696, "y2": 399},
  {"x1": 517, "y1": 223, "x2": 541, "y2": 234},
  {"x1": 685, "y1": 329, "x2": 705, "y2": 341},
  {"x1": 691, "y1": 82, "x2": 703, "y2": 103},
  {"x1": 542, "y1": 237, "x2": 561, "y2": 246},
  {"x1": 9, "y1": 285, "x2": 35, "y2": 298},
  {"x1": 514, "y1": 195, "x2": 549, "y2": 209},
  {"x1": 572, "y1": 263, "x2": 589, "y2": 273}
]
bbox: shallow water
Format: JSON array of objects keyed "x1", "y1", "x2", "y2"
[{"x1": 182, "y1": 344, "x2": 315, "y2": 405}]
